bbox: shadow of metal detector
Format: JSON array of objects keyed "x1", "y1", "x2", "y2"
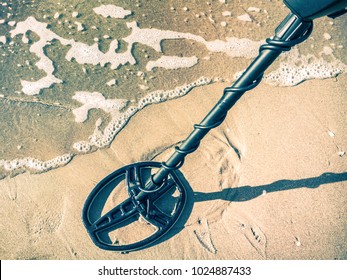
[{"x1": 82, "y1": 0, "x2": 347, "y2": 253}]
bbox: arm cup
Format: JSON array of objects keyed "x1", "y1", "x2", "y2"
[{"x1": 284, "y1": 0, "x2": 347, "y2": 20}]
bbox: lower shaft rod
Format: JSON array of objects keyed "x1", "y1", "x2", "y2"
[{"x1": 135, "y1": 13, "x2": 312, "y2": 201}]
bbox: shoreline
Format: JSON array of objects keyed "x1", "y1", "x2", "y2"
[{"x1": 1, "y1": 76, "x2": 346, "y2": 259}]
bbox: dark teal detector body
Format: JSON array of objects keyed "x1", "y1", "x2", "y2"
[{"x1": 82, "y1": 1, "x2": 347, "y2": 252}]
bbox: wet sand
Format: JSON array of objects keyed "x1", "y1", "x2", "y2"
[
  {"x1": 0, "y1": 0, "x2": 346, "y2": 260},
  {"x1": 0, "y1": 75, "x2": 346, "y2": 259}
]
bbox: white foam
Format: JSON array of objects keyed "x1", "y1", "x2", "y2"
[
  {"x1": 137, "y1": 77, "x2": 211, "y2": 109},
  {"x1": 124, "y1": 21, "x2": 205, "y2": 53},
  {"x1": 146, "y1": 56, "x2": 198, "y2": 71},
  {"x1": 1, "y1": 153, "x2": 73, "y2": 173},
  {"x1": 10, "y1": 17, "x2": 73, "y2": 95},
  {"x1": 72, "y1": 91, "x2": 128, "y2": 123},
  {"x1": 93, "y1": 5, "x2": 132, "y2": 19},
  {"x1": 65, "y1": 40, "x2": 135, "y2": 69},
  {"x1": 6, "y1": 12, "x2": 345, "y2": 177},
  {"x1": 264, "y1": 48, "x2": 347, "y2": 86},
  {"x1": 73, "y1": 141, "x2": 91, "y2": 153},
  {"x1": 124, "y1": 21, "x2": 262, "y2": 59},
  {"x1": 21, "y1": 75, "x2": 62, "y2": 96},
  {"x1": 88, "y1": 77, "x2": 212, "y2": 148},
  {"x1": 205, "y1": 37, "x2": 263, "y2": 59},
  {"x1": 0, "y1": 36, "x2": 6, "y2": 44},
  {"x1": 11, "y1": 17, "x2": 262, "y2": 95}
]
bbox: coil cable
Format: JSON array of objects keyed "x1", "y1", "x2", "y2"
[{"x1": 159, "y1": 21, "x2": 314, "y2": 177}]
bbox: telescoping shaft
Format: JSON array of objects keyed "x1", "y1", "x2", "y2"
[{"x1": 135, "y1": 13, "x2": 313, "y2": 201}]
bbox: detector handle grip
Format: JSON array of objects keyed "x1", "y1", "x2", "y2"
[{"x1": 283, "y1": 0, "x2": 347, "y2": 20}]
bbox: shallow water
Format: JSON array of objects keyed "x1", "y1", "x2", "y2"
[{"x1": 0, "y1": 0, "x2": 346, "y2": 178}]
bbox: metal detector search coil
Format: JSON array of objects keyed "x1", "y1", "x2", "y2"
[{"x1": 82, "y1": 162, "x2": 188, "y2": 252}]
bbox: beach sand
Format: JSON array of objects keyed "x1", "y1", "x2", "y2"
[
  {"x1": 0, "y1": 0, "x2": 346, "y2": 260},
  {"x1": 1, "y1": 75, "x2": 346, "y2": 260}
]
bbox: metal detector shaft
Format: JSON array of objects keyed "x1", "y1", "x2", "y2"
[{"x1": 135, "y1": 13, "x2": 313, "y2": 201}]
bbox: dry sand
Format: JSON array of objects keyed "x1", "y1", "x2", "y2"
[
  {"x1": 0, "y1": 0, "x2": 346, "y2": 261},
  {"x1": 0, "y1": 75, "x2": 346, "y2": 260}
]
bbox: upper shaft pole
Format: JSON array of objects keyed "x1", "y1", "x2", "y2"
[{"x1": 135, "y1": 13, "x2": 312, "y2": 201}]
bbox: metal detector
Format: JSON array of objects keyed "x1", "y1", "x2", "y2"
[{"x1": 82, "y1": 0, "x2": 347, "y2": 252}]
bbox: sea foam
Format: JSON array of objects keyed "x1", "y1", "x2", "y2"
[
  {"x1": 264, "y1": 48, "x2": 347, "y2": 86},
  {"x1": 2, "y1": 6, "x2": 345, "y2": 178},
  {"x1": 0, "y1": 77, "x2": 211, "y2": 175}
]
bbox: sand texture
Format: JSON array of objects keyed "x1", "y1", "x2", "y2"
[
  {"x1": 1, "y1": 77, "x2": 346, "y2": 260},
  {"x1": 0, "y1": 0, "x2": 346, "y2": 260}
]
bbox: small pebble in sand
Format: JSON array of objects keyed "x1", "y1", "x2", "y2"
[
  {"x1": 54, "y1": 12, "x2": 60, "y2": 19},
  {"x1": 219, "y1": 0, "x2": 226, "y2": 3},
  {"x1": 106, "y1": 79, "x2": 117, "y2": 86},
  {"x1": 17, "y1": 145, "x2": 23, "y2": 150},
  {"x1": 72, "y1": 11, "x2": 79, "y2": 18},
  {"x1": 324, "y1": 33, "x2": 332, "y2": 40},
  {"x1": 8, "y1": 21, "x2": 16, "y2": 26},
  {"x1": 183, "y1": 7, "x2": 189, "y2": 12},
  {"x1": 208, "y1": 16, "x2": 216, "y2": 23},
  {"x1": 338, "y1": 150, "x2": 345, "y2": 157},
  {"x1": 222, "y1": 11, "x2": 232, "y2": 17},
  {"x1": 328, "y1": 131, "x2": 335, "y2": 138},
  {"x1": 221, "y1": 21, "x2": 227, "y2": 27},
  {"x1": 139, "y1": 84, "x2": 149, "y2": 91},
  {"x1": 248, "y1": 7, "x2": 261, "y2": 13},
  {"x1": 320, "y1": 46, "x2": 334, "y2": 55},
  {"x1": 93, "y1": 38, "x2": 99, "y2": 42},
  {"x1": 295, "y1": 237, "x2": 301, "y2": 247},
  {"x1": 75, "y1": 21, "x2": 85, "y2": 31},
  {"x1": 0, "y1": 19, "x2": 5, "y2": 24},
  {"x1": 237, "y1": 13, "x2": 252, "y2": 22},
  {"x1": 0, "y1": 36, "x2": 6, "y2": 44}
]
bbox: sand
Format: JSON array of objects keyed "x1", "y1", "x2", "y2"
[
  {"x1": 0, "y1": 0, "x2": 346, "y2": 260},
  {"x1": 0, "y1": 75, "x2": 346, "y2": 260}
]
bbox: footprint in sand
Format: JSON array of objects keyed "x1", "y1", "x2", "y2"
[
  {"x1": 190, "y1": 128, "x2": 244, "y2": 253},
  {"x1": 239, "y1": 219, "x2": 267, "y2": 258},
  {"x1": 25, "y1": 199, "x2": 65, "y2": 238},
  {"x1": 193, "y1": 218, "x2": 217, "y2": 254},
  {"x1": 203, "y1": 128, "x2": 243, "y2": 190}
]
